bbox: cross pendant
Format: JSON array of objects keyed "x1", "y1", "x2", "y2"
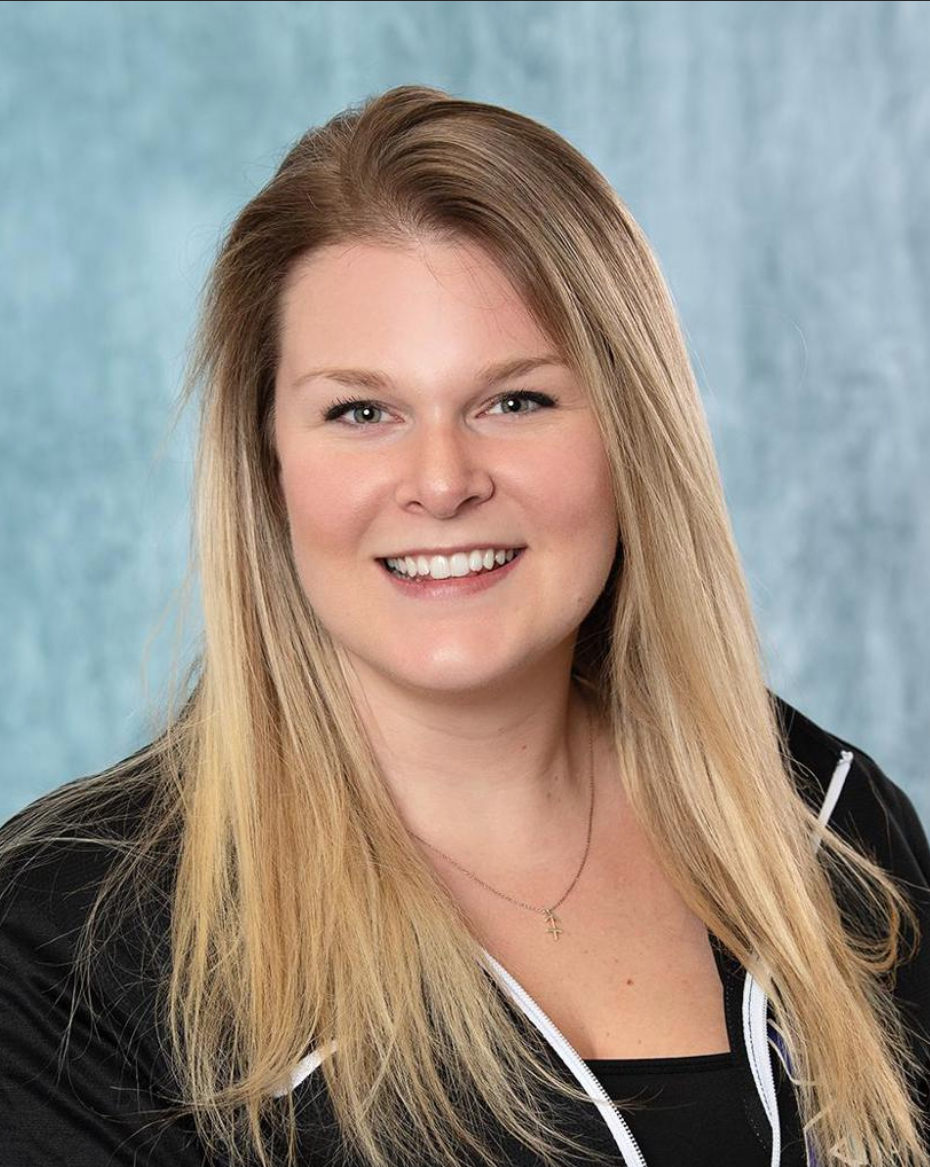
[{"x1": 544, "y1": 908, "x2": 563, "y2": 939}]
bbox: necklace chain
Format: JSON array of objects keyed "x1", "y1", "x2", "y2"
[{"x1": 410, "y1": 702, "x2": 595, "y2": 939}]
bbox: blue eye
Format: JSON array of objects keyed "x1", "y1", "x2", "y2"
[
  {"x1": 322, "y1": 390, "x2": 556, "y2": 427},
  {"x1": 486, "y1": 390, "x2": 555, "y2": 416},
  {"x1": 323, "y1": 399, "x2": 386, "y2": 425}
]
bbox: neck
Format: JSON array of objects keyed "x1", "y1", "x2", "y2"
[{"x1": 340, "y1": 657, "x2": 601, "y2": 882}]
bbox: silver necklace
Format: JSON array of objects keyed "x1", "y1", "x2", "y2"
[{"x1": 410, "y1": 703, "x2": 595, "y2": 940}]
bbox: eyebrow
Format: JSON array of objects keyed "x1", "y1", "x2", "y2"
[{"x1": 290, "y1": 354, "x2": 566, "y2": 394}]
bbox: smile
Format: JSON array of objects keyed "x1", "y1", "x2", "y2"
[
  {"x1": 381, "y1": 547, "x2": 523, "y2": 580},
  {"x1": 376, "y1": 548, "x2": 526, "y2": 598}
]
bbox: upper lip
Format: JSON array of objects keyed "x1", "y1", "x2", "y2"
[{"x1": 379, "y1": 544, "x2": 526, "y2": 560}]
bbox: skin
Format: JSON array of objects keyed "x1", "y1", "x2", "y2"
[{"x1": 272, "y1": 237, "x2": 622, "y2": 899}]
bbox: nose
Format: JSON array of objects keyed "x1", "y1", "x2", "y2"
[{"x1": 392, "y1": 421, "x2": 495, "y2": 517}]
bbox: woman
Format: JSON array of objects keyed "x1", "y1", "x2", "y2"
[{"x1": 0, "y1": 84, "x2": 927, "y2": 1167}]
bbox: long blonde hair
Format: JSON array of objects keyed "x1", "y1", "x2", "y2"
[{"x1": 2, "y1": 85, "x2": 926, "y2": 1167}]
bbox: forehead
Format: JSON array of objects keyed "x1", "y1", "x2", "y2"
[{"x1": 276, "y1": 239, "x2": 558, "y2": 374}]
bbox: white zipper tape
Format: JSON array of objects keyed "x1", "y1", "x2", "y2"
[
  {"x1": 743, "y1": 969, "x2": 782, "y2": 1167},
  {"x1": 740, "y1": 746, "x2": 854, "y2": 1167},
  {"x1": 482, "y1": 950, "x2": 647, "y2": 1167}
]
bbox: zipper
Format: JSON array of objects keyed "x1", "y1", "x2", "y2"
[
  {"x1": 482, "y1": 950, "x2": 648, "y2": 1167},
  {"x1": 743, "y1": 969, "x2": 782, "y2": 1167},
  {"x1": 768, "y1": 1026, "x2": 820, "y2": 1167},
  {"x1": 740, "y1": 746, "x2": 853, "y2": 1167}
]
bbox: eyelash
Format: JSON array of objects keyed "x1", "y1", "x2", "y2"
[{"x1": 322, "y1": 389, "x2": 557, "y2": 427}]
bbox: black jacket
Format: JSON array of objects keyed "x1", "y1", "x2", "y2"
[{"x1": 1, "y1": 693, "x2": 928, "y2": 1167}]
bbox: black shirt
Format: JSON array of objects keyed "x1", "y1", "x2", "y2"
[{"x1": 582, "y1": 936, "x2": 809, "y2": 1166}]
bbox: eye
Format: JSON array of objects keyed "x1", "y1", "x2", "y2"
[
  {"x1": 322, "y1": 390, "x2": 556, "y2": 427},
  {"x1": 322, "y1": 398, "x2": 388, "y2": 426},
  {"x1": 485, "y1": 390, "x2": 556, "y2": 416}
]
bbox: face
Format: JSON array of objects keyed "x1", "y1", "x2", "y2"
[{"x1": 272, "y1": 238, "x2": 619, "y2": 700}]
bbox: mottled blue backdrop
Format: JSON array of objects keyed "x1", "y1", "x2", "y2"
[{"x1": 2, "y1": 1, "x2": 928, "y2": 824}]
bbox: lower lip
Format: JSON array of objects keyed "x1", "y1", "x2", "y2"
[{"x1": 377, "y1": 550, "x2": 526, "y2": 598}]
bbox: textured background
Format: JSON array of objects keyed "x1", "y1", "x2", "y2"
[{"x1": 1, "y1": 1, "x2": 928, "y2": 825}]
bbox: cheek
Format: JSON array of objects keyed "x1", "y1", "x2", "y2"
[
  {"x1": 278, "y1": 456, "x2": 366, "y2": 557},
  {"x1": 525, "y1": 432, "x2": 617, "y2": 540}
]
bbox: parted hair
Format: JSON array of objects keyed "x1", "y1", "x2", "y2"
[{"x1": 1, "y1": 85, "x2": 926, "y2": 1167}]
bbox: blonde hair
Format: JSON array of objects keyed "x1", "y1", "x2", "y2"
[{"x1": 2, "y1": 84, "x2": 926, "y2": 1167}]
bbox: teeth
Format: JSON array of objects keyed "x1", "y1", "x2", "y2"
[{"x1": 385, "y1": 547, "x2": 520, "y2": 580}]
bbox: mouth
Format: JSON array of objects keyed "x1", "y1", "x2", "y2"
[
  {"x1": 376, "y1": 547, "x2": 526, "y2": 581},
  {"x1": 374, "y1": 547, "x2": 528, "y2": 597}
]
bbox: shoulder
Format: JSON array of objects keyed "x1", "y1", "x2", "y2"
[
  {"x1": 770, "y1": 690, "x2": 930, "y2": 889},
  {"x1": 0, "y1": 756, "x2": 167, "y2": 933},
  {"x1": 770, "y1": 692, "x2": 930, "y2": 1098},
  {"x1": 0, "y1": 749, "x2": 179, "y2": 1026},
  {"x1": 0, "y1": 756, "x2": 173, "y2": 1014},
  {"x1": 0, "y1": 762, "x2": 201, "y2": 1164}
]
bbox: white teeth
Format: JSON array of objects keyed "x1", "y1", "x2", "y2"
[{"x1": 385, "y1": 547, "x2": 520, "y2": 579}]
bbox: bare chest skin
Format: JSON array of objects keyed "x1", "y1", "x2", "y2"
[{"x1": 438, "y1": 758, "x2": 731, "y2": 1061}]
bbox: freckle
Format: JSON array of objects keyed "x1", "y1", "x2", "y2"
[{"x1": 625, "y1": 978, "x2": 633, "y2": 985}]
